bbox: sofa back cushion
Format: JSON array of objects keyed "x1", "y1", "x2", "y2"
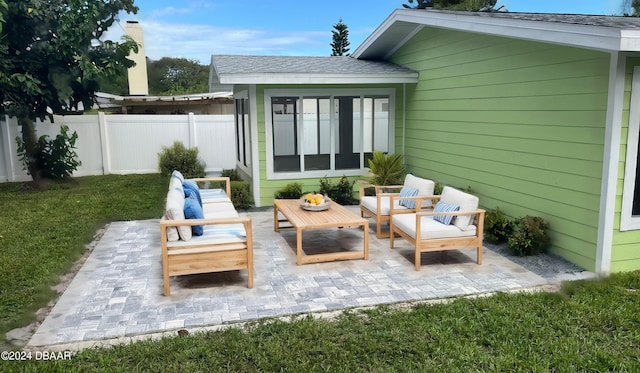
[
  {"x1": 183, "y1": 180, "x2": 203, "y2": 207},
  {"x1": 184, "y1": 194, "x2": 205, "y2": 235},
  {"x1": 165, "y1": 188, "x2": 192, "y2": 241},
  {"x1": 440, "y1": 186, "x2": 479, "y2": 229},
  {"x1": 171, "y1": 170, "x2": 185, "y2": 183}
]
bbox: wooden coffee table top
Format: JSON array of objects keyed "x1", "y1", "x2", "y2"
[{"x1": 274, "y1": 199, "x2": 365, "y2": 229}]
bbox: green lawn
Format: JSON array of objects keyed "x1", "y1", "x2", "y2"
[
  {"x1": 0, "y1": 174, "x2": 167, "y2": 336},
  {"x1": 1, "y1": 174, "x2": 639, "y2": 371}
]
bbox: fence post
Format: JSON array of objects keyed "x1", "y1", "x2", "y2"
[
  {"x1": 98, "y1": 112, "x2": 110, "y2": 175},
  {"x1": 188, "y1": 112, "x2": 196, "y2": 148},
  {"x1": 1, "y1": 115, "x2": 16, "y2": 181}
]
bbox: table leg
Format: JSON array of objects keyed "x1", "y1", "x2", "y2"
[
  {"x1": 296, "y1": 227, "x2": 303, "y2": 265},
  {"x1": 274, "y1": 204, "x2": 279, "y2": 232},
  {"x1": 363, "y1": 222, "x2": 369, "y2": 260}
]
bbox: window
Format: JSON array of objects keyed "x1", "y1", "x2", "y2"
[
  {"x1": 234, "y1": 98, "x2": 251, "y2": 168},
  {"x1": 265, "y1": 88, "x2": 394, "y2": 179}
]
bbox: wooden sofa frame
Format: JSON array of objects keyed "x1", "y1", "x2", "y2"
[
  {"x1": 160, "y1": 176, "x2": 254, "y2": 296},
  {"x1": 359, "y1": 183, "x2": 434, "y2": 239},
  {"x1": 389, "y1": 195, "x2": 485, "y2": 271}
]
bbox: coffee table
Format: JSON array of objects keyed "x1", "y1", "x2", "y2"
[{"x1": 274, "y1": 199, "x2": 369, "y2": 265}]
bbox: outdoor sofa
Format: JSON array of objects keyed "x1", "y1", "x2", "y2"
[{"x1": 160, "y1": 170, "x2": 254, "y2": 296}]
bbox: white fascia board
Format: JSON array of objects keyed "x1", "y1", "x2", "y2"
[
  {"x1": 353, "y1": 11, "x2": 404, "y2": 58},
  {"x1": 218, "y1": 73, "x2": 419, "y2": 85},
  {"x1": 356, "y1": 9, "x2": 640, "y2": 58},
  {"x1": 620, "y1": 30, "x2": 640, "y2": 51},
  {"x1": 401, "y1": 10, "x2": 624, "y2": 51}
]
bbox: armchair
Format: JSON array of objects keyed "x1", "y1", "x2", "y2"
[
  {"x1": 359, "y1": 174, "x2": 436, "y2": 238},
  {"x1": 389, "y1": 186, "x2": 485, "y2": 271}
]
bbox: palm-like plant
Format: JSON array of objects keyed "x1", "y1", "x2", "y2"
[{"x1": 367, "y1": 151, "x2": 406, "y2": 186}]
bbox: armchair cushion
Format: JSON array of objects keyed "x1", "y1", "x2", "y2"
[
  {"x1": 398, "y1": 187, "x2": 419, "y2": 209},
  {"x1": 433, "y1": 201, "x2": 460, "y2": 225},
  {"x1": 440, "y1": 186, "x2": 479, "y2": 229},
  {"x1": 393, "y1": 214, "x2": 477, "y2": 240},
  {"x1": 403, "y1": 174, "x2": 436, "y2": 207},
  {"x1": 361, "y1": 196, "x2": 409, "y2": 216}
]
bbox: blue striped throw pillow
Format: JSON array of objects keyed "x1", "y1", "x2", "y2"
[
  {"x1": 398, "y1": 187, "x2": 419, "y2": 209},
  {"x1": 433, "y1": 201, "x2": 460, "y2": 225}
]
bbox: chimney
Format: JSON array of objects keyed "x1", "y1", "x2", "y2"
[{"x1": 123, "y1": 20, "x2": 149, "y2": 95}]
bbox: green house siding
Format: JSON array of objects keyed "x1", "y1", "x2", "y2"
[
  {"x1": 253, "y1": 84, "x2": 404, "y2": 207},
  {"x1": 612, "y1": 57, "x2": 640, "y2": 272},
  {"x1": 390, "y1": 27, "x2": 611, "y2": 271}
]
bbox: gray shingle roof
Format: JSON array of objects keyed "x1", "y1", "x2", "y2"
[
  {"x1": 211, "y1": 55, "x2": 417, "y2": 76},
  {"x1": 455, "y1": 11, "x2": 640, "y2": 29}
]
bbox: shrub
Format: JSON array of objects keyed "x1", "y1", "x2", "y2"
[
  {"x1": 274, "y1": 183, "x2": 303, "y2": 199},
  {"x1": 221, "y1": 168, "x2": 242, "y2": 181},
  {"x1": 508, "y1": 216, "x2": 551, "y2": 256},
  {"x1": 230, "y1": 180, "x2": 254, "y2": 210},
  {"x1": 484, "y1": 207, "x2": 514, "y2": 244},
  {"x1": 319, "y1": 176, "x2": 356, "y2": 205},
  {"x1": 434, "y1": 182, "x2": 444, "y2": 195},
  {"x1": 158, "y1": 141, "x2": 205, "y2": 179},
  {"x1": 16, "y1": 125, "x2": 81, "y2": 179},
  {"x1": 367, "y1": 151, "x2": 405, "y2": 186}
]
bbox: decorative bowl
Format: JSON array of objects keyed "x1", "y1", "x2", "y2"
[{"x1": 300, "y1": 195, "x2": 331, "y2": 211}]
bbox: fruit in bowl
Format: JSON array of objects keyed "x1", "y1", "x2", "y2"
[{"x1": 303, "y1": 193, "x2": 325, "y2": 206}]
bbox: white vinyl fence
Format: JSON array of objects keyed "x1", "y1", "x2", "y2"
[{"x1": 0, "y1": 113, "x2": 236, "y2": 182}]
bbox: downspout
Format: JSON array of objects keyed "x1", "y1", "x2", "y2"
[
  {"x1": 596, "y1": 52, "x2": 625, "y2": 274},
  {"x1": 402, "y1": 83, "x2": 406, "y2": 159}
]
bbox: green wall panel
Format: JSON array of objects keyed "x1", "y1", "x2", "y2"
[
  {"x1": 391, "y1": 27, "x2": 610, "y2": 271},
  {"x1": 611, "y1": 57, "x2": 640, "y2": 272}
]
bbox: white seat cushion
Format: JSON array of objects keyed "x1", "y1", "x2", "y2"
[
  {"x1": 361, "y1": 195, "x2": 410, "y2": 216},
  {"x1": 201, "y1": 188, "x2": 232, "y2": 204},
  {"x1": 440, "y1": 186, "x2": 479, "y2": 230},
  {"x1": 392, "y1": 214, "x2": 476, "y2": 240},
  {"x1": 202, "y1": 202, "x2": 239, "y2": 218},
  {"x1": 166, "y1": 223, "x2": 247, "y2": 248}
]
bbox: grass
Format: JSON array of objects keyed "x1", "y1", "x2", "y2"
[
  {"x1": 0, "y1": 174, "x2": 167, "y2": 337},
  {"x1": 1, "y1": 174, "x2": 640, "y2": 371},
  {"x1": 1, "y1": 272, "x2": 639, "y2": 371}
]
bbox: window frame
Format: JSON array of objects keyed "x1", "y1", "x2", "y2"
[
  {"x1": 621, "y1": 66, "x2": 640, "y2": 231},
  {"x1": 264, "y1": 88, "x2": 395, "y2": 180},
  {"x1": 234, "y1": 91, "x2": 251, "y2": 174}
]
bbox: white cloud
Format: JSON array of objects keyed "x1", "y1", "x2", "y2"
[{"x1": 138, "y1": 21, "x2": 330, "y2": 64}]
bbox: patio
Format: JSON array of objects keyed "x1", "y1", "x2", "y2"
[{"x1": 27, "y1": 205, "x2": 592, "y2": 351}]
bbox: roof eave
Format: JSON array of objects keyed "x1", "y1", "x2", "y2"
[
  {"x1": 354, "y1": 9, "x2": 640, "y2": 60},
  {"x1": 217, "y1": 73, "x2": 419, "y2": 85}
]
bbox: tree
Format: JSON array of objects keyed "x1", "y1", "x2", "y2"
[
  {"x1": 0, "y1": 0, "x2": 139, "y2": 185},
  {"x1": 147, "y1": 57, "x2": 209, "y2": 95},
  {"x1": 622, "y1": 0, "x2": 640, "y2": 16},
  {"x1": 404, "y1": 0, "x2": 498, "y2": 12},
  {"x1": 331, "y1": 18, "x2": 350, "y2": 56}
]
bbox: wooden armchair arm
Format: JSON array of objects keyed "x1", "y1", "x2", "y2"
[
  {"x1": 415, "y1": 209, "x2": 485, "y2": 218},
  {"x1": 160, "y1": 216, "x2": 251, "y2": 228},
  {"x1": 374, "y1": 185, "x2": 404, "y2": 194},
  {"x1": 388, "y1": 194, "x2": 441, "y2": 213},
  {"x1": 188, "y1": 176, "x2": 231, "y2": 198},
  {"x1": 416, "y1": 209, "x2": 486, "y2": 228}
]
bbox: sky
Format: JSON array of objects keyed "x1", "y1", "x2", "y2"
[{"x1": 105, "y1": 0, "x2": 625, "y2": 64}]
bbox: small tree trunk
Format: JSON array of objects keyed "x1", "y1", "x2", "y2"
[{"x1": 18, "y1": 114, "x2": 44, "y2": 186}]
